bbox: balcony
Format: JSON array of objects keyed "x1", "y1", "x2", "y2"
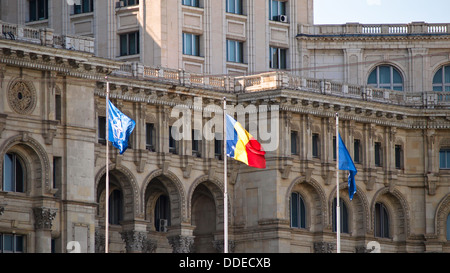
[
  {"x1": 0, "y1": 20, "x2": 94, "y2": 54},
  {"x1": 298, "y1": 22, "x2": 450, "y2": 37}
]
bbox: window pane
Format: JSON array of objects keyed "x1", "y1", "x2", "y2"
[
  {"x1": 392, "y1": 68, "x2": 402, "y2": 84},
  {"x1": 15, "y1": 236, "x2": 23, "y2": 252},
  {"x1": 129, "y1": 33, "x2": 137, "y2": 55},
  {"x1": 291, "y1": 193, "x2": 298, "y2": 228},
  {"x1": 280, "y1": 49, "x2": 286, "y2": 69},
  {"x1": 291, "y1": 131, "x2": 297, "y2": 155},
  {"x1": 368, "y1": 70, "x2": 377, "y2": 84},
  {"x1": 120, "y1": 35, "x2": 128, "y2": 56},
  {"x1": 3, "y1": 235, "x2": 13, "y2": 252},
  {"x1": 193, "y1": 35, "x2": 199, "y2": 56},
  {"x1": 237, "y1": 42, "x2": 243, "y2": 63},
  {"x1": 184, "y1": 34, "x2": 192, "y2": 55},
  {"x1": 15, "y1": 157, "x2": 24, "y2": 192},
  {"x1": 379, "y1": 66, "x2": 391, "y2": 84},
  {"x1": 446, "y1": 214, "x2": 450, "y2": 241},
  {"x1": 354, "y1": 139, "x2": 360, "y2": 163},
  {"x1": 3, "y1": 153, "x2": 13, "y2": 192},
  {"x1": 433, "y1": 68, "x2": 443, "y2": 84},
  {"x1": 445, "y1": 66, "x2": 450, "y2": 84},
  {"x1": 440, "y1": 150, "x2": 446, "y2": 168},
  {"x1": 271, "y1": 0, "x2": 278, "y2": 20},
  {"x1": 227, "y1": 0, "x2": 235, "y2": 13},
  {"x1": 299, "y1": 196, "x2": 306, "y2": 228},
  {"x1": 280, "y1": 1, "x2": 286, "y2": 15},
  {"x1": 447, "y1": 151, "x2": 450, "y2": 168},
  {"x1": 228, "y1": 40, "x2": 236, "y2": 62}
]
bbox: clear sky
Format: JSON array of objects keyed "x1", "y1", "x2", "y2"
[{"x1": 314, "y1": 0, "x2": 450, "y2": 25}]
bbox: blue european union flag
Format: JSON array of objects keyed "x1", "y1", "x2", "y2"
[
  {"x1": 338, "y1": 134, "x2": 357, "y2": 200},
  {"x1": 107, "y1": 99, "x2": 136, "y2": 154}
]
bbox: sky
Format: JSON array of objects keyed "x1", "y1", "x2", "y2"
[{"x1": 314, "y1": 0, "x2": 450, "y2": 25}]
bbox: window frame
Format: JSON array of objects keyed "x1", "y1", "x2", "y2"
[
  {"x1": 354, "y1": 139, "x2": 361, "y2": 164},
  {"x1": 367, "y1": 65, "x2": 404, "y2": 91},
  {"x1": 375, "y1": 202, "x2": 390, "y2": 238},
  {"x1": 226, "y1": 0, "x2": 243, "y2": 14},
  {"x1": 123, "y1": 0, "x2": 139, "y2": 7},
  {"x1": 0, "y1": 234, "x2": 25, "y2": 253},
  {"x1": 182, "y1": 33, "x2": 200, "y2": 56},
  {"x1": 74, "y1": 0, "x2": 94, "y2": 14},
  {"x1": 29, "y1": 0, "x2": 48, "y2": 22},
  {"x1": 119, "y1": 31, "x2": 140, "y2": 57},
  {"x1": 440, "y1": 148, "x2": 450, "y2": 169},
  {"x1": 154, "y1": 194, "x2": 171, "y2": 232},
  {"x1": 226, "y1": 40, "x2": 244, "y2": 63},
  {"x1": 146, "y1": 123, "x2": 155, "y2": 152},
  {"x1": 374, "y1": 141, "x2": 382, "y2": 167},
  {"x1": 290, "y1": 192, "x2": 306, "y2": 229},
  {"x1": 433, "y1": 65, "x2": 450, "y2": 92},
  {"x1": 290, "y1": 130, "x2": 298, "y2": 155},
  {"x1": 268, "y1": 0, "x2": 286, "y2": 21},
  {"x1": 3, "y1": 153, "x2": 25, "y2": 193},
  {"x1": 182, "y1": 0, "x2": 200, "y2": 7},
  {"x1": 269, "y1": 47, "x2": 287, "y2": 69},
  {"x1": 312, "y1": 133, "x2": 320, "y2": 158}
]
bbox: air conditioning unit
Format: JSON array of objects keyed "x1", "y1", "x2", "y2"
[
  {"x1": 116, "y1": 1, "x2": 125, "y2": 8},
  {"x1": 159, "y1": 219, "x2": 168, "y2": 232},
  {"x1": 278, "y1": 15, "x2": 288, "y2": 23}
]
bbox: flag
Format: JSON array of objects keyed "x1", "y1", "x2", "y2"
[
  {"x1": 338, "y1": 134, "x2": 357, "y2": 200},
  {"x1": 225, "y1": 114, "x2": 266, "y2": 169},
  {"x1": 107, "y1": 99, "x2": 136, "y2": 154}
]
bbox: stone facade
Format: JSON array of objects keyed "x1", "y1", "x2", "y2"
[{"x1": 0, "y1": 1, "x2": 449, "y2": 253}]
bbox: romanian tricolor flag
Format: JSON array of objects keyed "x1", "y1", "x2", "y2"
[{"x1": 225, "y1": 114, "x2": 266, "y2": 169}]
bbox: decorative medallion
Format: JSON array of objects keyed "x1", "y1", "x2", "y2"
[{"x1": 8, "y1": 79, "x2": 36, "y2": 115}]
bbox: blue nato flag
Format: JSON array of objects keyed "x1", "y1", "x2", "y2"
[
  {"x1": 338, "y1": 134, "x2": 357, "y2": 200},
  {"x1": 107, "y1": 100, "x2": 136, "y2": 154}
]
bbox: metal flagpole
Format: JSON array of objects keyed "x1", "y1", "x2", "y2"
[
  {"x1": 105, "y1": 77, "x2": 110, "y2": 253},
  {"x1": 223, "y1": 97, "x2": 228, "y2": 254},
  {"x1": 336, "y1": 113, "x2": 340, "y2": 253}
]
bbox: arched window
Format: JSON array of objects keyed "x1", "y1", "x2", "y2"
[
  {"x1": 433, "y1": 65, "x2": 450, "y2": 91},
  {"x1": 109, "y1": 189, "x2": 123, "y2": 225},
  {"x1": 368, "y1": 65, "x2": 403, "y2": 91},
  {"x1": 375, "y1": 202, "x2": 389, "y2": 238},
  {"x1": 332, "y1": 198, "x2": 349, "y2": 233},
  {"x1": 447, "y1": 213, "x2": 450, "y2": 241},
  {"x1": 290, "y1": 192, "x2": 306, "y2": 228},
  {"x1": 154, "y1": 194, "x2": 170, "y2": 232},
  {"x1": 3, "y1": 153, "x2": 24, "y2": 193}
]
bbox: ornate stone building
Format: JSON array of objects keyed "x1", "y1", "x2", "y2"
[{"x1": 0, "y1": 1, "x2": 450, "y2": 253}]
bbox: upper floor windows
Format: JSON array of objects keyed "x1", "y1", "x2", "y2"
[
  {"x1": 433, "y1": 65, "x2": 450, "y2": 92},
  {"x1": 29, "y1": 0, "x2": 48, "y2": 22},
  {"x1": 227, "y1": 40, "x2": 244, "y2": 63},
  {"x1": 368, "y1": 65, "x2": 403, "y2": 91},
  {"x1": 3, "y1": 153, "x2": 25, "y2": 193},
  {"x1": 182, "y1": 33, "x2": 200, "y2": 56},
  {"x1": 122, "y1": 0, "x2": 139, "y2": 7},
  {"x1": 74, "y1": 0, "x2": 94, "y2": 14},
  {"x1": 227, "y1": 0, "x2": 243, "y2": 15},
  {"x1": 440, "y1": 148, "x2": 450, "y2": 169},
  {"x1": 269, "y1": 0, "x2": 286, "y2": 21},
  {"x1": 182, "y1": 0, "x2": 199, "y2": 8},
  {"x1": 270, "y1": 47, "x2": 287, "y2": 69},
  {"x1": 0, "y1": 234, "x2": 25, "y2": 253},
  {"x1": 120, "y1": 31, "x2": 140, "y2": 56}
]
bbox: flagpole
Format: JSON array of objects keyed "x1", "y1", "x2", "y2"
[
  {"x1": 336, "y1": 113, "x2": 340, "y2": 253},
  {"x1": 105, "y1": 77, "x2": 110, "y2": 253},
  {"x1": 223, "y1": 97, "x2": 228, "y2": 254}
]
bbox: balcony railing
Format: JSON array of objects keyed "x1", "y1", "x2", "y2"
[
  {"x1": 298, "y1": 22, "x2": 450, "y2": 36},
  {"x1": 113, "y1": 62, "x2": 450, "y2": 108},
  {"x1": 0, "y1": 20, "x2": 94, "y2": 54}
]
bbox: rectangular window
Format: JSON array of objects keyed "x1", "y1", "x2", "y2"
[
  {"x1": 333, "y1": 136, "x2": 336, "y2": 160},
  {"x1": 123, "y1": 0, "x2": 139, "y2": 7},
  {"x1": 169, "y1": 126, "x2": 177, "y2": 154},
  {"x1": 182, "y1": 33, "x2": 200, "y2": 56},
  {"x1": 440, "y1": 149, "x2": 450, "y2": 169},
  {"x1": 53, "y1": 156, "x2": 62, "y2": 189},
  {"x1": 227, "y1": 40, "x2": 244, "y2": 63},
  {"x1": 312, "y1": 133, "x2": 319, "y2": 158},
  {"x1": 226, "y1": 0, "x2": 242, "y2": 14},
  {"x1": 215, "y1": 133, "x2": 223, "y2": 160},
  {"x1": 74, "y1": 0, "x2": 94, "y2": 14},
  {"x1": 0, "y1": 234, "x2": 24, "y2": 253},
  {"x1": 395, "y1": 145, "x2": 402, "y2": 169},
  {"x1": 291, "y1": 130, "x2": 298, "y2": 155},
  {"x1": 375, "y1": 142, "x2": 382, "y2": 167},
  {"x1": 55, "y1": 94, "x2": 61, "y2": 121},
  {"x1": 29, "y1": 0, "x2": 48, "y2": 22},
  {"x1": 270, "y1": 47, "x2": 287, "y2": 69},
  {"x1": 146, "y1": 123, "x2": 155, "y2": 152},
  {"x1": 98, "y1": 116, "x2": 106, "y2": 144},
  {"x1": 354, "y1": 139, "x2": 361, "y2": 164},
  {"x1": 192, "y1": 129, "x2": 201, "y2": 157},
  {"x1": 120, "y1": 32, "x2": 140, "y2": 56},
  {"x1": 182, "y1": 0, "x2": 199, "y2": 7},
  {"x1": 269, "y1": 0, "x2": 286, "y2": 21}
]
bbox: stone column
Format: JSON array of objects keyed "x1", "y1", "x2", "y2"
[
  {"x1": 168, "y1": 235, "x2": 194, "y2": 253},
  {"x1": 33, "y1": 207, "x2": 57, "y2": 253}
]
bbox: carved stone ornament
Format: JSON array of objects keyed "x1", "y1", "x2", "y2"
[
  {"x1": 33, "y1": 207, "x2": 57, "y2": 230},
  {"x1": 8, "y1": 79, "x2": 36, "y2": 115},
  {"x1": 314, "y1": 241, "x2": 335, "y2": 253},
  {"x1": 168, "y1": 235, "x2": 194, "y2": 253},
  {"x1": 120, "y1": 230, "x2": 149, "y2": 253}
]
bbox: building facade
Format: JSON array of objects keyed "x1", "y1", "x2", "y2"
[{"x1": 0, "y1": 0, "x2": 450, "y2": 253}]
